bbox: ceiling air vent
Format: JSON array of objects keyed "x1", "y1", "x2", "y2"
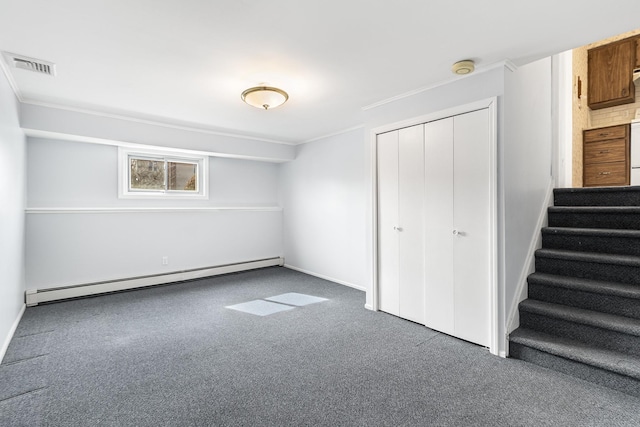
[{"x1": 3, "y1": 52, "x2": 56, "y2": 76}]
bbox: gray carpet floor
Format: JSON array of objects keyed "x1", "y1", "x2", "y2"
[{"x1": 2, "y1": 266, "x2": 640, "y2": 426}]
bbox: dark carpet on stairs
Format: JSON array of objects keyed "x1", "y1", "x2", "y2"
[
  {"x1": 2, "y1": 267, "x2": 640, "y2": 426},
  {"x1": 511, "y1": 186, "x2": 640, "y2": 403}
]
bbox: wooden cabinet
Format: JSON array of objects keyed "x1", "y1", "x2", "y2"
[
  {"x1": 636, "y1": 37, "x2": 640, "y2": 69},
  {"x1": 583, "y1": 124, "x2": 630, "y2": 187},
  {"x1": 588, "y1": 38, "x2": 636, "y2": 110}
]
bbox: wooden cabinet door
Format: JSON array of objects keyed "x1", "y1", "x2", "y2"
[{"x1": 588, "y1": 38, "x2": 635, "y2": 110}]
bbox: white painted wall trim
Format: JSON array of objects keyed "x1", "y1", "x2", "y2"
[
  {"x1": 26, "y1": 207, "x2": 282, "y2": 214},
  {"x1": 505, "y1": 178, "x2": 555, "y2": 340},
  {"x1": 23, "y1": 129, "x2": 291, "y2": 163},
  {"x1": 26, "y1": 257, "x2": 284, "y2": 306},
  {"x1": 284, "y1": 264, "x2": 366, "y2": 292},
  {"x1": 555, "y1": 51, "x2": 573, "y2": 188},
  {"x1": 370, "y1": 97, "x2": 500, "y2": 356},
  {"x1": 0, "y1": 304, "x2": 25, "y2": 364}
]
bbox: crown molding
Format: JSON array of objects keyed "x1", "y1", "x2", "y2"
[
  {"x1": 22, "y1": 128, "x2": 291, "y2": 163},
  {"x1": 298, "y1": 125, "x2": 365, "y2": 145},
  {"x1": 21, "y1": 100, "x2": 296, "y2": 146},
  {"x1": 362, "y1": 60, "x2": 516, "y2": 112}
]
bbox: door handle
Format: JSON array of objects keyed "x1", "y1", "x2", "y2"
[
  {"x1": 393, "y1": 226, "x2": 403, "y2": 231},
  {"x1": 453, "y1": 229, "x2": 465, "y2": 236}
]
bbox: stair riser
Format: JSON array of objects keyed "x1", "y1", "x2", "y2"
[
  {"x1": 554, "y1": 189, "x2": 640, "y2": 207},
  {"x1": 519, "y1": 311, "x2": 640, "y2": 357},
  {"x1": 542, "y1": 232, "x2": 640, "y2": 256},
  {"x1": 510, "y1": 342, "x2": 640, "y2": 398},
  {"x1": 547, "y1": 212, "x2": 640, "y2": 230},
  {"x1": 528, "y1": 283, "x2": 640, "y2": 320},
  {"x1": 535, "y1": 256, "x2": 640, "y2": 286}
]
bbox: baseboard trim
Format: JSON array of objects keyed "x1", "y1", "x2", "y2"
[
  {"x1": 364, "y1": 304, "x2": 374, "y2": 311},
  {"x1": 283, "y1": 264, "x2": 366, "y2": 292},
  {"x1": 1, "y1": 303, "x2": 26, "y2": 364},
  {"x1": 506, "y1": 179, "x2": 555, "y2": 337},
  {"x1": 25, "y1": 257, "x2": 285, "y2": 306}
]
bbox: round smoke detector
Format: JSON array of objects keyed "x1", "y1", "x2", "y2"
[{"x1": 452, "y1": 60, "x2": 475, "y2": 75}]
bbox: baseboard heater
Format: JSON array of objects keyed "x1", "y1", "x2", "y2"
[{"x1": 25, "y1": 257, "x2": 284, "y2": 306}]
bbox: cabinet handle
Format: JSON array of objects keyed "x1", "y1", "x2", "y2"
[
  {"x1": 599, "y1": 150, "x2": 610, "y2": 154},
  {"x1": 598, "y1": 133, "x2": 610, "y2": 137},
  {"x1": 622, "y1": 88, "x2": 628, "y2": 96},
  {"x1": 599, "y1": 172, "x2": 611, "y2": 175}
]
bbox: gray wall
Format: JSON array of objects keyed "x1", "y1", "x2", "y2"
[
  {"x1": 0, "y1": 69, "x2": 26, "y2": 360},
  {"x1": 26, "y1": 138, "x2": 282, "y2": 289}
]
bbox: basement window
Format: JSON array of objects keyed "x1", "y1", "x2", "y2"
[{"x1": 118, "y1": 147, "x2": 208, "y2": 199}]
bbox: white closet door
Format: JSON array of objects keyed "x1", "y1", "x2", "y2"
[
  {"x1": 453, "y1": 109, "x2": 491, "y2": 347},
  {"x1": 398, "y1": 125, "x2": 425, "y2": 324},
  {"x1": 423, "y1": 118, "x2": 455, "y2": 335},
  {"x1": 377, "y1": 130, "x2": 400, "y2": 316}
]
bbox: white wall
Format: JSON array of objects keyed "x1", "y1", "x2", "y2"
[
  {"x1": 21, "y1": 103, "x2": 295, "y2": 162},
  {"x1": 0, "y1": 69, "x2": 26, "y2": 360},
  {"x1": 279, "y1": 128, "x2": 367, "y2": 290},
  {"x1": 362, "y1": 63, "x2": 555, "y2": 355},
  {"x1": 26, "y1": 138, "x2": 283, "y2": 289},
  {"x1": 503, "y1": 58, "x2": 554, "y2": 333},
  {"x1": 363, "y1": 67, "x2": 506, "y2": 312}
]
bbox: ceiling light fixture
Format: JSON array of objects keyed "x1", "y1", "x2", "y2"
[
  {"x1": 241, "y1": 86, "x2": 289, "y2": 110},
  {"x1": 451, "y1": 60, "x2": 475, "y2": 75}
]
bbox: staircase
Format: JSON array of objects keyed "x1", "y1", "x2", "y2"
[{"x1": 509, "y1": 186, "x2": 640, "y2": 397}]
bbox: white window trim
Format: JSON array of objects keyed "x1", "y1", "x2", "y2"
[{"x1": 118, "y1": 147, "x2": 209, "y2": 199}]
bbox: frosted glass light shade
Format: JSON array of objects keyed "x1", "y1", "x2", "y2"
[{"x1": 241, "y1": 86, "x2": 288, "y2": 110}]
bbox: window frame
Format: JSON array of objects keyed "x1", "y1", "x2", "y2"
[{"x1": 118, "y1": 147, "x2": 208, "y2": 199}]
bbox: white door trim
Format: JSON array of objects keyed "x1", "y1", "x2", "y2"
[{"x1": 370, "y1": 97, "x2": 500, "y2": 356}]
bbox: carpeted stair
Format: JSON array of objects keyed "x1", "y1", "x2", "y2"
[{"x1": 510, "y1": 186, "x2": 640, "y2": 398}]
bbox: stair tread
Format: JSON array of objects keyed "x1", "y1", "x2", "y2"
[
  {"x1": 510, "y1": 328, "x2": 640, "y2": 380},
  {"x1": 528, "y1": 272, "x2": 640, "y2": 300},
  {"x1": 554, "y1": 186, "x2": 640, "y2": 195},
  {"x1": 535, "y1": 248, "x2": 640, "y2": 266},
  {"x1": 542, "y1": 227, "x2": 640, "y2": 238},
  {"x1": 548, "y1": 206, "x2": 640, "y2": 213},
  {"x1": 519, "y1": 299, "x2": 640, "y2": 337}
]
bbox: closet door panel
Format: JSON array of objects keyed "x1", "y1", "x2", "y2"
[
  {"x1": 423, "y1": 118, "x2": 455, "y2": 335},
  {"x1": 398, "y1": 125, "x2": 425, "y2": 324},
  {"x1": 452, "y1": 109, "x2": 491, "y2": 347},
  {"x1": 377, "y1": 131, "x2": 400, "y2": 316}
]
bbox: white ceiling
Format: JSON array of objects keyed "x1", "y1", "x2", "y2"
[{"x1": 1, "y1": 0, "x2": 639, "y2": 144}]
